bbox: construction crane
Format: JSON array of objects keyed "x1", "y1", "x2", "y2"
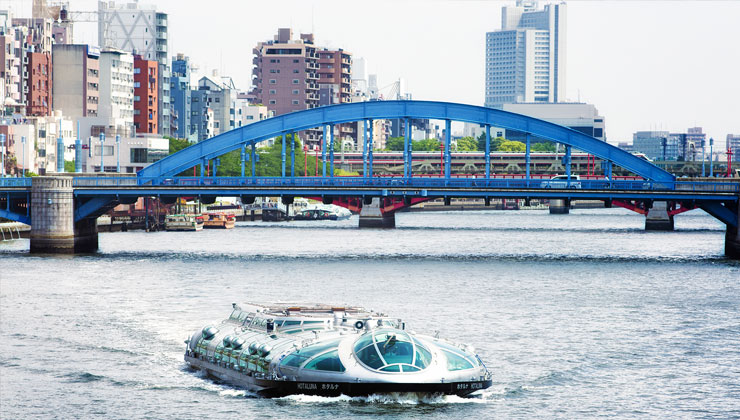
[{"x1": 378, "y1": 79, "x2": 411, "y2": 101}]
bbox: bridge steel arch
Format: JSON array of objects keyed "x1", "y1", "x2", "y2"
[{"x1": 138, "y1": 100, "x2": 675, "y2": 183}]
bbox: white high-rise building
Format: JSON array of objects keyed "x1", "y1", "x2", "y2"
[
  {"x1": 98, "y1": 49, "x2": 134, "y2": 128},
  {"x1": 485, "y1": 0, "x2": 566, "y2": 108},
  {"x1": 98, "y1": 1, "x2": 171, "y2": 136}
]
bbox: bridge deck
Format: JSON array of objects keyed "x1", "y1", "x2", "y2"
[{"x1": 2, "y1": 176, "x2": 739, "y2": 201}]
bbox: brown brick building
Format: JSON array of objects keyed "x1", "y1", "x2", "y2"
[
  {"x1": 25, "y1": 52, "x2": 52, "y2": 116},
  {"x1": 133, "y1": 55, "x2": 158, "y2": 134}
]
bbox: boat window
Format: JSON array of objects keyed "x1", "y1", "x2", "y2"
[
  {"x1": 280, "y1": 353, "x2": 309, "y2": 368},
  {"x1": 375, "y1": 332, "x2": 414, "y2": 366},
  {"x1": 302, "y1": 327, "x2": 325, "y2": 333},
  {"x1": 283, "y1": 320, "x2": 301, "y2": 327},
  {"x1": 229, "y1": 309, "x2": 240, "y2": 320},
  {"x1": 302, "y1": 320, "x2": 324, "y2": 325},
  {"x1": 379, "y1": 364, "x2": 401, "y2": 372},
  {"x1": 303, "y1": 350, "x2": 345, "y2": 372},
  {"x1": 355, "y1": 343, "x2": 385, "y2": 369},
  {"x1": 353, "y1": 329, "x2": 432, "y2": 372},
  {"x1": 414, "y1": 345, "x2": 432, "y2": 369},
  {"x1": 435, "y1": 341, "x2": 476, "y2": 371},
  {"x1": 441, "y1": 349, "x2": 474, "y2": 371},
  {"x1": 279, "y1": 339, "x2": 342, "y2": 368}
]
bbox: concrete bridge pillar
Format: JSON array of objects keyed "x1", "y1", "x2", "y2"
[
  {"x1": 726, "y1": 203, "x2": 740, "y2": 260},
  {"x1": 549, "y1": 199, "x2": 570, "y2": 214},
  {"x1": 645, "y1": 201, "x2": 674, "y2": 231},
  {"x1": 30, "y1": 176, "x2": 98, "y2": 253},
  {"x1": 359, "y1": 197, "x2": 395, "y2": 228}
]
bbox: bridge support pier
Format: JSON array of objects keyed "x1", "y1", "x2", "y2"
[
  {"x1": 726, "y1": 203, "x2": 740, "y2": 260},
  {"x1": 645, "y1": 201, "x2": 674, "y2": 231},
  {"x1": 549, "y1": 199, "x2": 570, "y2": 214},
  {"x1": 30, "y1": 176, "x2": 98, "y2": 253},
  {"x1": 359, "y1": 198, "x2": 395, "y2": 228}
]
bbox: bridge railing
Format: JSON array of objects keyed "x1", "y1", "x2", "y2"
[
  {"x1": 122, "y1": 176, "x2": 739, "y2": 192},
  {"x1": 4, "y1": 176, "x2": 736, "y2": 193},
  {"x1": 0, "y1": 178, "x2": 32, "y2": 187}
]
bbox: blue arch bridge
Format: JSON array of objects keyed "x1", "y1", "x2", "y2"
[{"x1": 1, "y1": 101, "x2": 738, "y2": 257}]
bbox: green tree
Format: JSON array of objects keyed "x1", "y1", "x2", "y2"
[
  {"x1": 385, "y1": 136, "x2": 405, "y2": 151},
  {"x1": 413, "y1": 139, "x2": 441, "y2": 151},
  {"x1": 168, "y1": 136, "x2": 191, "y2": 154},
  {"x1": 531, "y1": 141, "x2": 556, "y2": 152},
  {"x1": 476, "y1": 134, "x2": 506, "y2": 151},
  {"x1": 455, "y1": 136, "x2": 479, "y2": 152},
  {"x1": 498, "y1": 140, "x2": 526, "y2": 152},
  {"x1": 64, "y1": 160, "x2": 75, "y2": 172}
]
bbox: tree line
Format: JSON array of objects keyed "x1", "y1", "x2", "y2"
[
  {"x1": 384, "y1": 134, "x2": 557, "y2": 153},
  {"x1": 166, "y1": 133, "x2": 559, "y2": 177}
]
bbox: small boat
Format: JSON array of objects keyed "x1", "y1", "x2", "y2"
[
  {"x1": 165, "y1": 214, "x2": 204, "y2": 231},
  {"x1": 184, "y1": 303, "x2": 492, "y2": 397},
  {"x1": 293, "y1": 209, "x2": 338, "y2": 221},
  {"x1": 203, "y1": 213, "x2": 235, "y2": 229}
]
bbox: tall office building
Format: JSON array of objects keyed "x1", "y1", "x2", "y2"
[
  {"x1": 98, "y1": 1, "x2": 171, "y2": 136},
  {"x1": 133, "y1": 55, "x2": 158, "y2": 134},
  {"x1": 485, "y1": 0, "x2": 566, "y2": 108},
  {"x1": 52, "y1": 44, "x2": 99, "y2": 119},
  {"x1": 98, "y1": 49, "x2": 134, "y2": 130},
  {"x1": 251, "y1": 28, "x2": 322, "y2": 145},
  {"x1": 171, "y1": 53, "x2": 191, "y2": 140},
  {"x1": 190, "y1": 74, "x2": 235, "y2": 142},
  {"x1": 252, "y1": 28, "x2": 319, "y2": 116}
]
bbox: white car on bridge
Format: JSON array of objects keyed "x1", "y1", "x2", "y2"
[{"x1": 540, "y1": 174, "x2": 582, "y2": 189}]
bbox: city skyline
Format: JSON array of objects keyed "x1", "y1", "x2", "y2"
[{"x1": 3, "y1": 0, "x2": 738, "y2": 145}]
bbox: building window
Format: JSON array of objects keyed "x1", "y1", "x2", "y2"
[
  {"x1": 130, "y1": 148, "x2": 148, "y2": 163},
  {"x1": 292, "y1": 100, "x2": 299, "y2": 105},
  {"x1": 269, "y1": 89, "x2": 276, "y2": 94},
  {"x1": 269, "y1": 100, "x2": 276, "y2": 105},
  {"x1": 269, "y1": 79, "x2": 276, "y2": 84},
  {"x1": 292, "y1": 89, "x2": 299, "y2": 95},
  {"x1": 292, "y1": 79, "x2": 299, "y2": 84}
]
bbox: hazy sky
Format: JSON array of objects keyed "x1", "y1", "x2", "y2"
[{"x1": 4, "y1": 0, "x2": 739, "y2": 145}]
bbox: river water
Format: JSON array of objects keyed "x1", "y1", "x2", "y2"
[{"x1": 1, "y1": 209, "x2": 739, "y2": 419}]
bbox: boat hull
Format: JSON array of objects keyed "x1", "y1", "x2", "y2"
[
  {"x1": 166, "y1": 224, "x2": 203, "y2": 231},
  {"x1": 186, "y1": 355, "x2": 491, "y2": 397},
  {"x1": 203, "y1": 222, "x2": 235, "y2": 229}
]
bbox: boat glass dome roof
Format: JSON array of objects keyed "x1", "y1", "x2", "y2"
[{"x1": 353, "y1": 329, "x2": 432, "y2": 373}]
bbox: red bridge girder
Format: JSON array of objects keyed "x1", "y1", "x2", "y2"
[{"x1": 305, "y1": 196, "x2": 431, "y2": 215}]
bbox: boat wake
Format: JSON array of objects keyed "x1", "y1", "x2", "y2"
[{"x1": 276, "y1": 391, "x2": 489, "y2": 405}]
